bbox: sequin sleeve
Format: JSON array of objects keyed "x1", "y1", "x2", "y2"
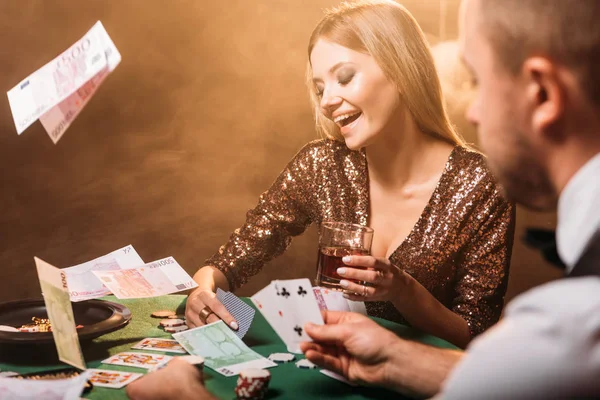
[
  {"x1": 453, "y1": 180, "x2": 516, "y2": 337},
  {"x1": 205, "y1": 143, "x2": 320, "y2": 291}
]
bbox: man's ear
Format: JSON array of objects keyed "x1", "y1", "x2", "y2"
[{"x1": 522, "y1": 57, "x2": 565, "y2": 140}]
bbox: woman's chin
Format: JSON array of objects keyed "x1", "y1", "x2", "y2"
[{"x1": 343, "y1": 136, "x2": 363, "y2": 151}]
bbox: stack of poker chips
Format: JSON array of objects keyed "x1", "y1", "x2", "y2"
[
  {"x1": 158, "y1": 318, "x2": 188, "y2": 333},
  {"x1": 235, "y1": 369, "x2": 271, "y2": 400},
  {"x1": 151, "y1": 310, "x2": 189, "y2": 333}
]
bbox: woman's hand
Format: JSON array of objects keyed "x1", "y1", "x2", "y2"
[
  {"x1": 336, "y1": 255, "x2": 412, "y2": 302},
  {"x1": 185, "y1": 287, "x2": 238, "y2": 329}
]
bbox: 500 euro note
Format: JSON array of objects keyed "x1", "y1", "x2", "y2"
[
  {"x1": 92, "y1": 257, "x2": 198, "y2": 299},
  {"x1": 63, "y1": 244, "x2": 144, "y2": 302},
  {"x1": 7, "y1": 21, "x2": 120, "y2": 142}
]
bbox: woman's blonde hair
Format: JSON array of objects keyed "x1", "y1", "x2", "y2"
[{"x1": 307, "y1": 0, "x2": 465, "y2": 146}]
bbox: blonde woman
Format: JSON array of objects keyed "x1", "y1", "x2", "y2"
[{"x1": 185, "y1": 0, "x2": 514, "y2": 349}]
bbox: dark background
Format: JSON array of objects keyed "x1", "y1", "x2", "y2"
[{"x1": 0, "y1": 0, "x2": 560, "y2": 303}]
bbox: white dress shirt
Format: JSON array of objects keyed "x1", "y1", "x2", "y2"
[{"x1": 441, "y1": 153, "x2": 600, "y2": 399}]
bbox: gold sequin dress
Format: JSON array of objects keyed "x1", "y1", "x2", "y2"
[{"x1": 207, "y1": 139, "x2": 515, "y2": 337}]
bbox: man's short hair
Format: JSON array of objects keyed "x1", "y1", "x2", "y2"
[{"x1": 479, "y1": 0, "x2": 600, "y2": 105}]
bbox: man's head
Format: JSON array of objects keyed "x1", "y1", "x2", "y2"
[{"x1": 459, "y1": 0, "x2": 600, "y2": 210}]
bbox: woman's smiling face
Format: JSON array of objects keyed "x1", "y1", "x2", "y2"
[{"x1": 310, "y1": 39, "x2": 403, "y2": 150}]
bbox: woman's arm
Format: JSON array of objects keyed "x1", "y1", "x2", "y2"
[
  {"x1": 339, "y1": 257, "x2": 472, "y2": 348},
  {"x1": 202, "y1": 142, "x2": 322, "y2": 291},
  {"x1": 185, "y1": 143, "x2": 322, "y2": 327},
  {"x1": 397, "y1": 185, "x2": 515, "y2": 347},
  {"x1": 193, "y1": 265, "x2": 230, "y2": 292},
  {"x1": 391, "y1": 273, "x2": 472, "y2": 348}
]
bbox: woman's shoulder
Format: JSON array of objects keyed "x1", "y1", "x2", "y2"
[
  {"x1": 449, "y1": 146, "x2": 504, "y2": 195},
  {"x1": 292, "y1": 138, "x2": 354, "y2": 163},
  {"x1": 299, "y1": 138, "x2": 349, "y2": 153}
]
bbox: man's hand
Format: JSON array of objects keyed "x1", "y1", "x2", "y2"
[
  {"x1": 126, "y1": 358, "x2": 215, "y2": 400},
  {"x1": 300, "y1": 311, "x2": 398, "y2": 388},
  {"x1": 300, "y1": 311, "x2": 464, "y2": 398}
]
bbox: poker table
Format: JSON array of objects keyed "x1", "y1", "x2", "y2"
[{"x1": 0, "y1": 295, "x2": 458, "y2": 399}]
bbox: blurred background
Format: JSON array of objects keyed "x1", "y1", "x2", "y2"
[{"x1": 0, "y1": 0, "x2": 560, "y2": 303}]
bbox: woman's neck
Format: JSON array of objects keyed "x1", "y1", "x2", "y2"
[{"x1": 365, "y1": 118, "x2": 453, "y2": 192}]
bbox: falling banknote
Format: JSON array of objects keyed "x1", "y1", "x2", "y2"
[{"x1": 6, "y1": 21, "x2": 121, "y2": 143}]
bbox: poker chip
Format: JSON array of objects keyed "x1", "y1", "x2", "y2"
[
  {"x1": 267, "y1": 352, "x2": 295, "y2": 363},
  {"x1": 167, "y1": 314, "x2": 185, "y2": 319},
  {"x1": 295, "y1": 359, "x2": 317, "y2": 369},
  {"x1": 151, "y1": 310, "x2": 177, "y2": 318},
  {"x1": 164, "y1": 324, "x2": 189, "y2": 333},
  {"x1": 0, "y1": 371, "x2": 19, "y2": 377},
  {"x1": 235, "y1": 368, "x2": 271, "y2": 400},
  {"x1": 159, "y1": 318, "x2": 186, "y2": 328}
]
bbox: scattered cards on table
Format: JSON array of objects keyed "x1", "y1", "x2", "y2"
[
  {"x1": 173, "y1": 320, "x2": 276, "y2": 376},
  {"x1": 101, "y1": 352, "x2": 172, "y2": 370},
  {"x1": 132, "y1": 338, "x2": 187, "y2": 354},
  {"x1": 216, "y1": 288, "x2": 255, "y2": 339},
  {"x1": 251, "y1": 278, "x2": 324, "y2": 354},
  {"x1": 87, "y1": 369, "x2": 142, "y2": 389}
]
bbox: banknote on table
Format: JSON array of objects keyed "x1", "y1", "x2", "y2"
[
  {"x1": 92, "y1": 256, "x2": 198, "y2": 299},
  {"x1": 0, "y1": 370, "x2": 89, "y2": 400},
  {"x1": 35, "y1": 257, "x2": 86, "y2": 370},
  {"x1": 7, "y1": 21, "x2": 121, "y2": 142},
  {"x1": 172, "y1": 320, "x2": 276, "y2": 376},
  {"x1": 63, "y1": 244, "x2": 144, "y2": 302}
]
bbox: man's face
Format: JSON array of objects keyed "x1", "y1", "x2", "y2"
[{"x1": 459, "y1": 0, "x2": 557, "y2": 210}]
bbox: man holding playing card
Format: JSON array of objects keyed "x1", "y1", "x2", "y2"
[{"x1": 128, "y1": 0, "x2": 600, "y2": 398}]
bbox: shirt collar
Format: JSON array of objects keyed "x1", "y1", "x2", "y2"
[{"x1": 557, "y1": 152, "x2": 600, "y2": 272}]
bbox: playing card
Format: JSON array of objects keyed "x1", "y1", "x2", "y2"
[
  {"x1": 313, "y1": 287, "x2": 350, "y2": 311},
  {"x1": 101, "y1": 352, "x2": 171, "y2": 370},
  {"x1": 273, "y1": 279, "x2": 324, "y2": 345},
  {"x1": 320, "y1": 369, "x2": 358, "y2": 386},
  {"x1": 312, "y1": 287, "x2": 368, "y2": 316},
  {"x1": 250, "y1": 284, "x2": 293, "y2": 350},
  {"x1": 252, "y1": 279, "x2": 324, "y2": 353},
  {"x1": 132, "y1": 338, "x2": 187, "y2": 354},
  {"x1": 216, "y1": 288, "x2": 255, "y2": 339},
  {"x1": 87, "y1": 369, "x2": 142, "y2": 389}
]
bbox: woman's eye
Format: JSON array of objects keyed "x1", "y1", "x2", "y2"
[
  {"x1": 315, "y1": 88, "x2": 324, "y2": 97},
  {"x1": 338, "y1": 72, "x2": 355, "y2": 86}
]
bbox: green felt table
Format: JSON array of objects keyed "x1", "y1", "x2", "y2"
[{"x1": 0, "y1": 295, "x2": 458, "y2": 399}]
